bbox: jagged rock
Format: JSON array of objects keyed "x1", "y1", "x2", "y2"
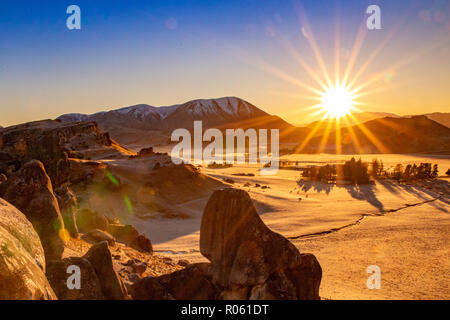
[
  {"x1": 130, "y1": 263, "x2": 218, "y2": 300},
  {"x1": 0, "y1": 198, "x2": 57, "y2": 300},
  {"x1": 131, "y1": 234, "x2": 153, "y2": 253},
  {"x1": 83, "y1": 229, "x2": 116, "y2": 246},
  {"x1": 2, "y1": 160, "x2": 66, "y2": 262},
  {"x1": 77, "y1": 208, "x2": 109, "y2": 232},
  {"x1": 0, "y1": 120, "x2": 116, "y2": 188},
  {"x1": 55, "y1": 186, "x2": 79, "y2": 237},
  {"x1": 46, "y1": 257, "x2": 104, "y2": 300},
  {"x1": 83, "y1": 241, "x2": 128, "y2": 300},
  {"x1": 200, "y1": 188, "x2": 322, "y2": 300},
  {"x1": 109, "y1": 224, "x2": 139, "y2": 244}
]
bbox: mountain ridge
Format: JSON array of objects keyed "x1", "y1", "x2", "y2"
[{"x1": 56, "y1": 97, "x2": 450, "y2": 154}]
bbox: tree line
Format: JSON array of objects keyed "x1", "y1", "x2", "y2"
[{"x1": 302, "y1": 157, "x2": 448, "y2": 185}]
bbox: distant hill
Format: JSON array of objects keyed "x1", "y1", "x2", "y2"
[
  {"x1": 304, "y1": 112, "x2": 401, "y2": 135},
  {"x1": 414, "y1": 112, "x2": 450, "y2": 128},
  {"x1": 299, "y1": 116, "x2": 450, "y2": 154}
]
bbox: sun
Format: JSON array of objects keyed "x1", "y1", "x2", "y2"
[{"x1": 319, "y1": 85, "x2": 356, "y2": 118}]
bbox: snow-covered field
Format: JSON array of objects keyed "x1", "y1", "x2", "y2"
[{"x1": 136, "y1": 154, "x2": 449, "y2": 299}]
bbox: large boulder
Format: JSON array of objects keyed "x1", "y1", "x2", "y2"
[
  {"x1": 130, "y1": 263, "x2": 218, "y2": 300},
  {"x1": 55, "y1": 186, "x2": 79, "y2": 238},
  {"x1": 0, "y1": 198, "x2": 57, "y2": 300},
  {"x1": 83, "y1": 241, "x2": 128, "y2": 300},
  {"x1": 46, "y1": 257, "x2": 104, "y2": 300},
  {"x1": 200, "y1": 188, "x2": 322, "y2": 300},
  {"x1": 2, "y1": 160, "x2": 66, "y2": 262}
]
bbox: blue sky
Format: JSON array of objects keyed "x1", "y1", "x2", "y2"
[{"x1": 0, "y1": 0, "x2": 449, "y2": 126}]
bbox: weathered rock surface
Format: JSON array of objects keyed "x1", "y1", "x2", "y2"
[
  {"x1": 130, "y1": 263, "x2": 218, "y2": 300},
  {"x1": 1, "y1": 160, "x2": 66, "y2": 262},
  {"x1": 83, "y1": 241, "x2": 128, "y2": 300},
  {"x1": 0, "y1": 198, "x2": 57, "y2": 300},
  {"x1": 46, "y1": 257, "x2": 104, "y2": 300},
  {"x1": 200, "y1": 188, "x2": 322, "y2": 300},
  {"x1": 0, "y1": 120, "x2": 124, "y2": 188},
  {"x1": 55, "y1": 186, "x2": 79, "y2": 237}
]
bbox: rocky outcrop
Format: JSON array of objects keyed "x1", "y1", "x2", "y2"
[
  {"x1": 0, "y1": 120, "x2": 129, "y2": 188},
  {"x1": 1, "y1": 160, "x2": 66, "y2": 262},
  {"x1": 200, "y1": 188, "x2": 322, "y2": 300},
  {"x1": 130, "y1": 263, "x2": 218, "y2": 300},
  {"x1": 46, "y1": 257, "x2": 104, "y2": 300},
  {"x1": 55, "y1": 186, "x2": 79, "y2": 237},
  {"x1": 0, "y1": 198, "x2": 57, "y2": 300},
  {"x1": 83, "y1": 241, "x2": 128, "y2": 300}
]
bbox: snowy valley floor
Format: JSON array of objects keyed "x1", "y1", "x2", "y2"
[{"x1": 134, "y1": 155, "x2": 449, "y2": 300}]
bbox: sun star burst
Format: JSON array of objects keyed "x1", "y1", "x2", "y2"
[{"x1": 319, "y1": 85, "x2": 356, "y2": 119}]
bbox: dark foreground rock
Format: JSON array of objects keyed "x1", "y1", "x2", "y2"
[
  {"x1": 130, "y1": 188, "x2": 322, "y2": 300},
  {"x1": 83, "y1": 241, "x2": 128, "y2": 300},
  {"x1": 130, "y1": 263, "x2": 218, "y2": 300},
  {"x1": 200, "y1": 188, "x2": 322, "y2": 300},
  {"x1": 1, "y1": 160, "x2": 66, "y2": 262},
  {"x1": 46, "y1": 257, "x2": 104, "y2": 300},
  {"x1": 0, "y1": 198, "x2": 57, "y2": 300}
]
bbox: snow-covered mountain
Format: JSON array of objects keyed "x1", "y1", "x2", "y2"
[{"x1": 57, "y1": 97, "x2": 294, "y2": 147}]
